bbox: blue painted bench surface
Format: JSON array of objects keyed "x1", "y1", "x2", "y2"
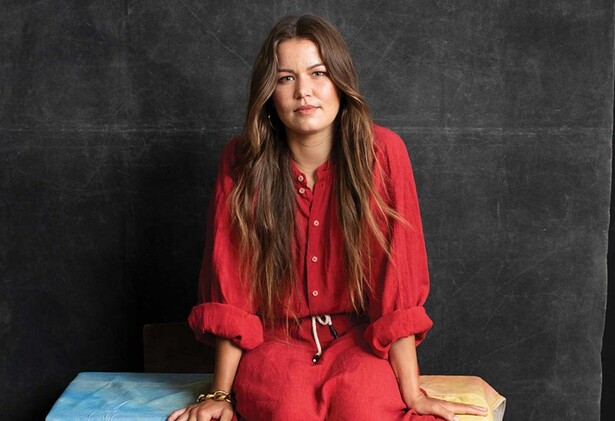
[{"x1": 47, "y1": 372, "x2": 213, "y2": 421}]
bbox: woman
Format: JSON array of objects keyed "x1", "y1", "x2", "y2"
[{"x1": 169, "y1": 14, "x2": 488, "y2": 421}]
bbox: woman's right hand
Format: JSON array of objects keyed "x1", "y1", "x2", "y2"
[
  {"x1": 166, "y1": 399, "x2": 234, "y2": 421},
  {"x1": 168, "y1": 338, "x2": 241, "y2": 420}
]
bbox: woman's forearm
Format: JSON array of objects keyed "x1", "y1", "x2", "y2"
[
  {"x1": 211, "y1": 337, "x2": 243, "y2": 392},
  {"x1": 388, "y1": 335, "x2": 423, "y2": 407}
]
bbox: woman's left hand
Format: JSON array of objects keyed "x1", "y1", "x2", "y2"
[
  {"x1": 405, "y1": 391, "x2": 488, "y2": 421},
  {"x1": 389, "y1": 336, "x2": 489, "y2": 420}
]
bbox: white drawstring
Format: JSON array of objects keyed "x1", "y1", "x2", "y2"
[{"x1": 311, "y1": 315, "x2": 333, "y2": 363}]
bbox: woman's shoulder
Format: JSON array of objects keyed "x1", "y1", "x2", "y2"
[
  {"x1": 217, "y1": 135, "x2": 243, "y2": 168},
  {"x1": 372, "y1": 124, "x2": 408, "y2": 157},
  {"x1": 211, "y1": 135, "x2": 243, "y2": 182},
  {"x1": 221, "y1": 135, "x2": 242, "y2": 158}
]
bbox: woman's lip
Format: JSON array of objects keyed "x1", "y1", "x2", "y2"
[{"x1": 295, "y1": 105, "x2": 318, "y2": 114}]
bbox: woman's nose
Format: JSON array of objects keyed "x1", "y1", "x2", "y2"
[{"x1": 294, "y1": 76, "x2": 313, "y2": 98}]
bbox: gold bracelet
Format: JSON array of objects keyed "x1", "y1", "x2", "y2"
[{"x1": 196, "y1": 390, "x2": 233, "y2": 404}]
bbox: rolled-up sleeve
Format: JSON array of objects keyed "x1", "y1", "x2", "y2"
[
  {"x1": 188, "y1": 138, "x2": 264, "y2": 350},
  {"x1": 364, "y1": 126, "x2": 433, "y2": 359},
  {"x1": 189, "y1": 302, "x2": 264, "y2": 350}
]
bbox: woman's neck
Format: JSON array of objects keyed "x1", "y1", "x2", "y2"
[{"x1": 287, "y1": 132, "x2": 333, "y2": 189}]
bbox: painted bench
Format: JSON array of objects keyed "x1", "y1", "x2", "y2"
[{"x1": 46, "y1": 372, "x2": 506, "y2": 420}]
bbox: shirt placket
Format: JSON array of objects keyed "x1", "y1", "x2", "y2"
[
  {"x1": 305, "y1": 182, "x2": 324, "y2": 315},
  {"x1": 294, "y1": 172, "x2": 324, "y2": 314}
]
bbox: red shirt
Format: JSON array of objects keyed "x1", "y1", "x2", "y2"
[{"x1": 189, "y1": 125, "x2": 433, "y2": 359}]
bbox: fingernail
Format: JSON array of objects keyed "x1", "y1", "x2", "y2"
[{"x1": 453, "y1": 417, "x2": 460, "y2": 421}]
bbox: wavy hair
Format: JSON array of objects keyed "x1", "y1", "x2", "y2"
[{"x1": 230, "y1": 14, "x2": 398, "y2": 324}]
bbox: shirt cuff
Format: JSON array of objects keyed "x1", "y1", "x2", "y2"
[
  {"x1": 188, "y1": 302, "x2": 264, "y2": 350},
  {"x1": 364, "y1": 306, "x2": 433, "y2": 359}
]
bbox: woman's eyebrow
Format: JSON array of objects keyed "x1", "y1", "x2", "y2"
[{"x1": 277, "y1": 63, "x2": 326, "y2": 72}]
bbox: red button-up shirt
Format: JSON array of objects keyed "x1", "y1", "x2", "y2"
[{"x1": 189, "y1": 125, "x2": 433, "y2": 359}]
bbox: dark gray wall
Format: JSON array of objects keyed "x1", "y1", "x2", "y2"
[
  {"x1": 604, "y1": 189, "x2": 615, "y2": 419},
  {"x1": 1, "y1": 1, "x2": 612, "y2": 420}
]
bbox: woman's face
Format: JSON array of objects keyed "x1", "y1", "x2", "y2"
[{"x1": 272, "y1": 38, "x2": 341, "y2": 142}]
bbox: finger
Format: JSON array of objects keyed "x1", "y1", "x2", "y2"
[
  {"x1": 183, "y1": 406, "x2": 201, "y2": 421},
  {"x1": 186, "y1": 409, "x2": 199, "y2": 421},
  {"x1": 441, "y1": 401, "x2": 489, "y2": 416},
  {"x1": 220, "y1": 408, "x2": 234, "y2": 421},
  {"x1": 181, "y1": 406, "x2": 201, "y2": 421},
  {"x1": 167, "y1": 407, "x2": 187, "y2": 421},
  {"x1": 466, "y1": 404, "x2": 489, "y2": 415},
  {"x1": 187, "y1": 407, "x2": 206, "y2": 421},
  {"x1": 195, "y1": 405, "x2": 218, "y2": 421},
  {"x1": 430, "y1": 402, "x2": 457, "y2": 421}
]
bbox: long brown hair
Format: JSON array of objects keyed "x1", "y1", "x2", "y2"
[{"x1": 230, "y1": 15, "x2": 397, "y2": 324}]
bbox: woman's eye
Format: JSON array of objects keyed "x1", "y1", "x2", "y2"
[
  {"x1": 278, "y1": 75, "x2": 294, "y2": 82},
  {"x1": 313, "y1": 71, "x2": 326, "y2": 77}
]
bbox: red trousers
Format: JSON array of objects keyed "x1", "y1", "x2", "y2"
[{"x1": 232, "y1": 315, "x2": 443, "y2": 421}]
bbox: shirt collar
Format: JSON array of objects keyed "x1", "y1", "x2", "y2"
[{"x1": 290, "y1": 159, "x2": 334, "y2": 185}]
